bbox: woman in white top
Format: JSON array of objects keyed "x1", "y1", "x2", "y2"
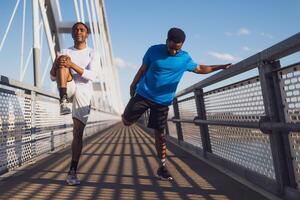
[{"x1": 50, "y1": 22, "x2": 98, "y2": 185}]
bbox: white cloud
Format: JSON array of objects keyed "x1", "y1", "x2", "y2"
[
  {"x1": 225, "y1": 32, "x2": 233, "y2": 36},
  {"x1": 114, "y1": 57, "x2": 137, "y2": 69},
  {"x1": 242, "y1": 46, "x2": 250, "y2": 51},
  {"x1": 260, "y1": 32, "x2": 274, "y2": 39},
  {"x1": 237, "y1": 28, "x2": 250, "y2": 36},
  {"x1": 225, "y1": 28, "x2": 250, "y2": 36},
  {"x1": 208, "y1": 52, "x2": 240, "y2": 62}
]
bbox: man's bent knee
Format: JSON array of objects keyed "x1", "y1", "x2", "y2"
[
  {"x1": 122, "y1": 115, "x2": 133, "y2": 126},
  {"x1": 57, "y1": 64, "x2": 65, "y2": 69}
]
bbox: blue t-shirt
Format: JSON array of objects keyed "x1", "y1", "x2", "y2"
[{"x1": 136, "y1": 44, "x2": 197, "y2": 105}]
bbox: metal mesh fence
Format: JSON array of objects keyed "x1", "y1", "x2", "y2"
[
  {"x1": 0, "y1": 86, "x2": 32, "y2": 172},
  {"x1": 167, "y1": 106, "x2": 177, "y2": 139},
  {"x1": 202, "y1": 78, "x2": 274, "y2": 179},
  {"x1": 204, "y1": 78, "x2": 264, "y2": 122},
  {"x1": 181, "y1": 122, "x2": 202, "y2": 148},
  {"x1": 178, "y1": 96, "x2": 202, "y2": 148},
  {"x1": 0, "y1": 84, "x2": 119, "y2": 174},
  {"x1": 34, "y1": 94, "x2": 73, "y2": 156},
  {"x1": 209, "y1": 125, "x2": 275, "y2": 179}
]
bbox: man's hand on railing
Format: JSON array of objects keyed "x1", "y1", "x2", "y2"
[
  {"x1": 223, "y1": 63, "x2": 232, "y2": 69},
  {"x1": 194, "y1": 63, "x2": 232, "y2": 74}
]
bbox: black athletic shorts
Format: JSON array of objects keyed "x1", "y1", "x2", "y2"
[{"x1": 122, "y1": 94, "x2": 169, "y2": 131}]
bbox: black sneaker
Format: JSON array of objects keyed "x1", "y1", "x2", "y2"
[
  {"x1": 156, "y1": 166, "x2": 173, "y2": 181},
  {"x1": 60, "y1": 95, "x2": 71, "y2": 115}
]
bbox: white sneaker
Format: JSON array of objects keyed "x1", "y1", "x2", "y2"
[
  {"x1": 60, "y1": 96, "x2": 71, "y2": 115},
  {"x1": 66, "y1": 170, "x2": 80, "y2": 185}
]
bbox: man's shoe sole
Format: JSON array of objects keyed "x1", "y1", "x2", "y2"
[
  {"x1": 60, "y1": 111, "x2": 71, "y2": 115},
  {"x1": 66, "y1": 180, "x2": 80, "y2": 185},
  {"x1": 60, "y1": 109, "x2": 71, "y2": 115},
  {"x1": 156, "y1": 175, "x2": 173, "y2": 181}
]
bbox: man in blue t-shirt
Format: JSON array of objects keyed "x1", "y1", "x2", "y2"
[{"x1": 122, "y1": 27, "x2": 231, "y2": 181}]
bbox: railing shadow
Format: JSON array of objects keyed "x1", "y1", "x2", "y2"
[{"x1": 0, "y1": 123, "x2": 269, "y2": 200}]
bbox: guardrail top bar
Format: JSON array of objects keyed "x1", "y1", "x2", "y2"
[
  {"x1": 0, "y1": 75, "x2": 58, "y2": 98},
  {"x1": 176, "y1": 32, "x2": 300, "y2": 97}
]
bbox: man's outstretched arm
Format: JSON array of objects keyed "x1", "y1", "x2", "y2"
[
  {"x1": 194, "y1": 63, "x2": 231, "y2": 74},
  {"x1": 130, "y1": 64, "x2": 148, "y2": 97}
]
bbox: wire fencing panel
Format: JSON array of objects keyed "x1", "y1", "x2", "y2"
[
  {"x1": 0, "y1": 86, "x2": 32, "y2": 172},
  {"x1": 178, "y1": 95, "x2": 203, "y2": 148},
  {"x1": 0, "y1": 83, "x2": 119, "y2": 175},
  {"x1": 167, "y1": 105, "x2": 178, "y2": 139},
  {"x1": 203, "y1": 77, "x2": 275, "y2": 179}
]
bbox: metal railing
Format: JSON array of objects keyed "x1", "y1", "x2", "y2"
[
  {"x1": 164, "y1": 33, "x2": 300, "y2": 199},
  {"x1": 0, "y1": 76, "x2": 120, "y2": 175}
]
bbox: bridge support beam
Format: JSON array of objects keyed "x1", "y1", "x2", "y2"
[
  {"x1": 258, "y1": 60, "x2": 296, "y2": 194},
  {"x1": 173, "y1": 98, "x2": 183, "y2": 141},
  {"x1": 32, "y1": 0, "x2": 41, "y2": 88},
  {"x1": 194, "y1": 88, "x2": 212, "y2": 157}
]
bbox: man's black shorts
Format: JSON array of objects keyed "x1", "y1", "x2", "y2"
[{"x1": 122, "y1": 94, "x2": 169, "y2": 131}]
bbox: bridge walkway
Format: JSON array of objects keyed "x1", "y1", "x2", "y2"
[{"x1": 0, "y1": 123, "x2": 270, "y2": 200}]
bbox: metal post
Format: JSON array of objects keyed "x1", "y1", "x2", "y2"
[
  {"x1": 73, "y1": 0, "x2": 81, "y2": 22},
  {"x1": 194, "y1": 89, "x2": 212, "y2": 157},
  {"x1": 271, "y1": 61, "x2": 297, "y2": 189},
  {"x1": 32, "y1": 0, "x2": 41, "y2": 88},
  {"x1": 258, "y1": 60, "x2": 296, "y2": 193},
  {"x1": 142, "y1": 109, "x2": 149, "y2": 127},
  {"x1": 38, "y1": 0, "x2": 56, "y2": 61},
  {"x1": 31, "y1": 91, "x2": 37, "y2": 160},
  {"x1": 173, "y1": 98, "x2": 183, "y2": 141},
  {"x1": 79, "y1": 0, "x2": 85, "y2": 22}
]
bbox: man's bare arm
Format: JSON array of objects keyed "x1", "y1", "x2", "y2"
[
  {"x1": 130, "y1": 64, "x2": 148, "y2": 97},
  {"x1": 50, "y1": 55, "x2": 69, "y2": 77},
  {"x1": 57, "y1": 55, "x2": 84, "y2": 75},
  {"x1": 194, "y1": 63, "x2": 231, "y2": 74}
]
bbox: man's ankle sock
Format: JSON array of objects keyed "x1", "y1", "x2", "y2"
[
  {"x1": 59, "y1": 88, "x2": 67, "y2": 99},
  {"x1": 69, "y1": 160, "x2": 78, "y2": 173}
]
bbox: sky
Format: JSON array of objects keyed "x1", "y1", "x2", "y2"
[
  {"x1": 104, "y1": 0, "x2": 300, "y2": 104},
  {"x1": 0, "y1": 0, "x2": 300, "y2": 106}
]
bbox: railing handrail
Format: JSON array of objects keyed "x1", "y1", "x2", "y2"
[
  {"x1": 0, "y1": 75, "x2": 120, "y2": 115},
  {"x1": 176, "y1": 32, "x2": 300, "y2": 97},
  {"x1": 0, "y1": 75, "x2": 58, "y2": 99}
]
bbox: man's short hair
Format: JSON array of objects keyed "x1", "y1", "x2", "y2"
[
  {"x1": 72, "y1": 22, "x2": 90, "y2": 33},
  {"x1": 167, "y1": 27, "x2": 186, "y2": 43}
]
